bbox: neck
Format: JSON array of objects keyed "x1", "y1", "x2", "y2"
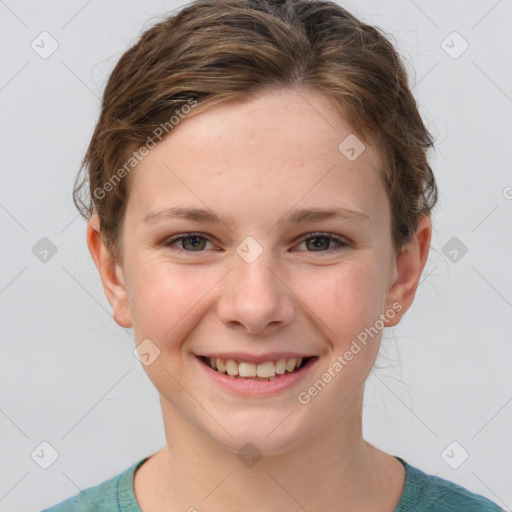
[{"x1": 136, "y1": 387, "x2": 404, "y2": 512}]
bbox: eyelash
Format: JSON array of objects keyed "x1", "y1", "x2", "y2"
[{"x1": 162, "y1": 232, "x2": 349, "y2": 255}]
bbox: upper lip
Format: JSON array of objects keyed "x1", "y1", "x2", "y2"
[{"x1": 196, "y1": 352, "x2": 316, "y2": 364}]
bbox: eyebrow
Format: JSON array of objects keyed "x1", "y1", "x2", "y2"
[{"x1": 143, "y1": 206, "x2": 372, "y2": 227}]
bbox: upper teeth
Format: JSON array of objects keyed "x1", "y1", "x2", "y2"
[{"x1": 208, "y1": 357, "x2": 303, "y2": 377}]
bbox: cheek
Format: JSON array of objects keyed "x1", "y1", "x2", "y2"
[
  {"x1": 128, "y1": 265, "x2": 216, "y2": 393},
  {"x1": 305, "y1": 261, "x2": 386, "y2": 350},
  {"x1": 128, "y1": 262, "x2": 220, "y2": 343}
]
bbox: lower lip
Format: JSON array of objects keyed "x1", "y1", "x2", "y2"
[{"x1": 194, "y1": 356, "x2": 318, "y2": 396}]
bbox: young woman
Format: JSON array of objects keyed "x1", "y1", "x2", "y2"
[{"x1": 42, "y1": 0, "x2": 503, "y2": 510}]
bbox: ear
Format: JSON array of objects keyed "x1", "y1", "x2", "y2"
[
  {"x1": 86, "y1": 214, "x2": 133, "y2": 328},
  {"x1": 383, "y1": 214, "x2": 432, "y2": 327}
]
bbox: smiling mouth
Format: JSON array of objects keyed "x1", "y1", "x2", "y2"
[{"x1": 197, "y1": 355, "x2": 316, "y2": 381}]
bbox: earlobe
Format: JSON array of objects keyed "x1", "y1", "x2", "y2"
[
  {"x1": 383, "y1": 214, "x2": 432, "y2": 327},
  {"x1": 86, "y1": 215, "x2": 133, "y2": 328}
]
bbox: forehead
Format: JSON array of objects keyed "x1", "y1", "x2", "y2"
[{"x1": 125, "y1": 88, "x2": 389, "y2": 232}]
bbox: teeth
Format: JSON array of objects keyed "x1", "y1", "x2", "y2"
[
  {"x1": 239, "y1": 362, "x2": 257, "y2": 378},
  {"x1": 216, "y1": 358, "x2": 226, "y2": 373},
  {"x1": 206, "y1": 356, "x2": 306, "y2": 378},
  {"x1": 226, "y1": 360, "x2": 238, "y2": 376},
  {"x1": 256, "y1": 361, "x2": 275, "y2": 378},
  {"x1": 275, "y1": 359, "x2": 286, "y2": 374},
  {"x1": 286, "y1": 358, "x2": 297, "y2": 372}
]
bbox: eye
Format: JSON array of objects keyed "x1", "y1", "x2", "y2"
[
  {"x1": 295, "y1": 233, "x2": 349, "y2": 254},
  {"x1": 162, "y1": 232, "x2": 349, "y2": 254},
  {"x1": 163, "y1": 233, "x2": 215, "y2": 252}
]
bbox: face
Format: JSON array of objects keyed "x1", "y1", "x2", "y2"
[{"x1": 89, "y1": 88, "x2": 429, "y2": 456}]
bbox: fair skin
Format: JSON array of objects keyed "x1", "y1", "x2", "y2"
[{"x1": 87, "y1": 88, "x2": 431, "y2": 512}]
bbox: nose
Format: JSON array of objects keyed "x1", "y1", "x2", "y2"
[{"x1": 216, "y1": 250, "x2": 296, "y2": 336}]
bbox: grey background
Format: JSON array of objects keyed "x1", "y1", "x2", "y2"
[{"x1": 1, "y1": 0, "x2": 511, "y2": 511}]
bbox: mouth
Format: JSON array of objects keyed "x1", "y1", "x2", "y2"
[{"x1": 197, "y1": 355, "x2": 317, "y2": 381}]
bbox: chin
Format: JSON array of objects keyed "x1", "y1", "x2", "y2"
[{"x1": 205, "y1": 414, "x2": 308, "y2": 459}]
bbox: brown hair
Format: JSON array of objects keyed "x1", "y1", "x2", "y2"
[{"x1": 73, "y1": 0, "x2": 438, "y2": 263}]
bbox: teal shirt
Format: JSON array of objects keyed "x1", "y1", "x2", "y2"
[{"x1": 40, "y1": 456, "x2": 504, "y2": 511}]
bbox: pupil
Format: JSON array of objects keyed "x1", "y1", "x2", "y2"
[
  {"x1": 309, "y1": 237, "x2": 328, "y2": 251},
  {"x1": 185, "y1": 236, "x2": 203, "y2": 250}
]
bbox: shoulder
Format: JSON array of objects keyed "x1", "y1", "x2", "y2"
[
  {"x1": 39, "y1": 473, "x2": 122, "y2": 512},
  {"x1": 397, "y1": 458, "x2": 504, "y2": 512},
  {"x1": 39, "y1": 457, "x2": 149, "y2": 512}
]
